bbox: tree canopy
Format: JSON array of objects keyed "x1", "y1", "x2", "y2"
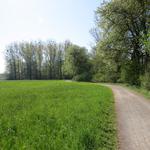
[
  {"x1": 5, "y1": 41, "x2": 91, "y2": 81},
  {"x1": 92, "y1": 0, "x2": 150, "y2": 86}
]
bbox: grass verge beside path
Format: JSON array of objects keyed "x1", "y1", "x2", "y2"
[
  {"x1": 121, "y1": 84, "x2": 150, "y2": 99},
  {"x1": 0, "y1": 81, "x2": 117, "y2": 150}
]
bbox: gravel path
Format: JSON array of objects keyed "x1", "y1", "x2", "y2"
[{"x1": 108, "y1": 85, "x2": 150, "y2": 150}]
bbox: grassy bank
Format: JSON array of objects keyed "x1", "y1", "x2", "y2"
[
  {"x1": 122, "y1": 84, "x2": 150, "y2": 99},
  {"x1": 0, "y1": 81, "x2": 117, "y2": 149}
]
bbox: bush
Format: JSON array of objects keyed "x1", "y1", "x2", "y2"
[
  {"x1": 92, "y1": 72, "x2": 118, "y2": 83},
  {"x1": 140, "y1": 72, "x2": 150, "y2": 90},
  {"x1": 120, "y1": 62, "x2": 140, "y2": 86},
  {"x1": 92, "y1": 73, "x2": 107, "y2": 83},
  {"x1": 73, "y1": 72, "x2": 92, "y2": 81}
]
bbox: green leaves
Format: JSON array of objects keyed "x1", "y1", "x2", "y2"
[
  {"x1": 93, "y1": 0, "x2": 150, "y2": 85},
  {"x1": 63, "y1": 45, "x2": 92, "y2": 81}
]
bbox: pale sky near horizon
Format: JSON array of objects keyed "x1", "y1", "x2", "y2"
[{"x1": 0, "y1": 0, "x2": 101, "y2": 73}]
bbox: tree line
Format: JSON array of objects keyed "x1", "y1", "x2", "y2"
[{"x1": 5, "y1": 40, "x2": 91, "y2": 81}]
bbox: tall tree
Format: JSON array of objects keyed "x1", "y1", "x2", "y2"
[
  {"x1": 94, "y1": 0, "x2": 150, "y2": 85},
  {"x1": 64, "y1": 45, "x2": 92, "y2": 81}
]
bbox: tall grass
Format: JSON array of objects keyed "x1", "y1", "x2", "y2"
[{"x1": 0, "y1": 81, "x2": 117, "y2": 149}]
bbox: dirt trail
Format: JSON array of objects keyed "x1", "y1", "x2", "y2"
[{"x1": 108, "y1": 85, "x2": 150, "y2": 150}]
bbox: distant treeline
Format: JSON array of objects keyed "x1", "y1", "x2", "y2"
[{"x1": 5, "y1": 40, "x2": 91, "y2": 81}]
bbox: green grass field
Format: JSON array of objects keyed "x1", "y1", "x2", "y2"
[{"x1": 0, "y1": 81, "x2": 117, "y2": 150}]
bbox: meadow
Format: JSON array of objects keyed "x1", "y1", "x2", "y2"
[{"x1": 0, "y1": 81, "x2": 117, "y2": 150}]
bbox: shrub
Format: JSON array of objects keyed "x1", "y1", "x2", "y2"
[
  {"x1": 92, "y1": 72, "x2": 118, "y2": 83},
  {"x1": 120, "y1": 62, "x2": 140, "y2": 86},
  {"x1": 140, "y1": 72, "x2": 150, "y2": 90},
  {"x1": 73, "y1": 72, "x2": 92, "y2": 81}
]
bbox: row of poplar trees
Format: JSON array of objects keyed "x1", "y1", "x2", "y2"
[{"x1": 5, "y1": 40, "x2": 91, "y2": 81}]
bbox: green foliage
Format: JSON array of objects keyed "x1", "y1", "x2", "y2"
[
  {"x1": 0, "y1": 74, "x2": 7, "y2": 80},
  {"x1": 73, "y1": 72, "x2": 92, "y2": 82},
  {"x1": 93, "y1": 0, "x2": 150, "y2": 86},
  {"x1": 91, "y1": 44, "x2": 120, "y2": 83},
  {"x1": 92, "y1": 72, "x2": 117, "y2": 83},
  {"x1": 140, "y1": 72, "x2": 150, "y2": 90},
  {"x1": 142, "y1": 32, "x2": 150, "y2": 52},
  {"x1": 120, "y1": 62, "x2": 141, "y2": 85},
  {"x1": 64, "y1": 45, "x2": 92, "y2": 81},
  {"x1": 0, "y1": 81, "x2": 117, "y2": 149},
  {"x1": 139, "y1": 31, "x2": 150, "y2": 89},
  {"x1": 5, "y1": 41, "x2": 65, "y2": 80},
  {"x1": 92, "y1": 57, "x2": 119, "y2": 83}
]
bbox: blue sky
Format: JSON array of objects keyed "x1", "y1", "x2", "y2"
[{"x1": 0, "y1": 0, "x2": 101, "y2": 73}]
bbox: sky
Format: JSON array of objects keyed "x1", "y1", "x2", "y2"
[{"x1": 0, "y1": 0, "x2": 101, "y2": 73}]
